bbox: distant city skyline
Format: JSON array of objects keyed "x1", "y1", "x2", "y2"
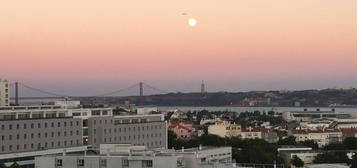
[{"x1": 1, "y1": 0, "x2": 357, "y2": 95}]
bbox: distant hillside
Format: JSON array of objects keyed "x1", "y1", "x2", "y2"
[{"x1": 78, "y1": 88, "x2": 357, "y2": 107}]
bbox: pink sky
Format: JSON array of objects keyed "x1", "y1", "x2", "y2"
[{"x1": 1, "y1": 0, "x2": 357, "y2": 94}]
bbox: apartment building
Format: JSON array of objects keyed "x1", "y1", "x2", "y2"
[
  {"x1": 0, "y1": 101, "x2": 168, "y2": 166},
  {"x1": 88, "y1": 114, "x2": 167, "y2": 149},
  {"x1": 35, "y1": 145, "x2": 233, "y2": 168},
  {"x1": 290, "y1": 129, "x2": 343, "y2": 147},
  {"x1": 0, "y1": 105, "x2": 85, "y2": 166},
  {"x1": 208, "y1": 121, "x2": 242, "y2": 137},
  {"x1": 283, "y1": 110, "x2": 351, "y2": 122},
  {"x1": 207, "y1": 121, "x2": 278, "y2": 142},
  {"x1": 0, "y1": 79, "x2": 10, "y2": 106}
]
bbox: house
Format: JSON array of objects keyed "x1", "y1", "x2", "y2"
[{"x1": 168, "y1": 120, "x2": 194, "y2": 138}]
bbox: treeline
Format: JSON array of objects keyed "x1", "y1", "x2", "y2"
[
  {"x1": 168, "y1": 131, "x2": 283, "y2": 164},
  {"x1": 85, "y1": 88, "x2": 357, "y2": 106}
]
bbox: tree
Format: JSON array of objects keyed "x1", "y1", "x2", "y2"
[
  {"x1": 313, "y1": 152, "x2": 349, "y2": 164},
  {"x1": 301, "y1": 140, "x2": 319, "y2": 150},
  {"x1": 343, "y1": 137, "x2": 357, "y2": 150},
  {"x1": 168, "y1": 130, "x2": 178, "y2": 149},
  {"x1": 291, "y1": 155, "x2": 304, "y2": 167},
  {"x1": 278, "y1": 136, "x2": 297, "y2": 145}
]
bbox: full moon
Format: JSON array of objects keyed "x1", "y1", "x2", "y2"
[{"x1": 188, "y1": 18, "x2": 197, "y2": 27}]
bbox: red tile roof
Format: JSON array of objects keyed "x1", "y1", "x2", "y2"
[{"x1": 340, "y1": 128, "x2": 357, "y2": 135}]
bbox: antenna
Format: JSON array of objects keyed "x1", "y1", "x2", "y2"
[{"x1": 201, "y1": 80, "x2": 206, "y2": 93}]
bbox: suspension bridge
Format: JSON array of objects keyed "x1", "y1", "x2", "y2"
[{"x1": 8, "y1": 82, "x2": 175, "y2": 104}]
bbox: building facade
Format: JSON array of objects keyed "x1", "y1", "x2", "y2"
[
  {"x1": 0, "y1": 79, "x2": 10, "y2": 106},
  {"x1": 0, "y1": 101, "x2": 168, "y2": 166},
  {"x1": 88, "y1": 114, "x2": 167, "y2": 149},
  {"x1": 35, "y1": 145, "x2": 233, "y2": 168},
  {"x1": 291, "y1": 129, "x2": 343, "y2": 147},
  {"x1": 208, "y1": 121, "x2": 242, "y2": 137}
]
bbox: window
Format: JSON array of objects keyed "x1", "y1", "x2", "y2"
[
  {"x1": 142, "y1": 160, "x2": 153, "y2": 168},
  {"x1": 1, "y1": 125, "x2": 4, "y2": 130},
  {"x1": 24, "y1": 124, "x2": 27, "y2": 129},
  {"x1": 16, "y1": 124, "x2": 19, "y2": 129},
  {"x1": 122, "y1": 159, "x2": 129, "y2": 167},
  {"x1": 38, "y1": 123, "x2": 41, "y2": 128},
  {"x1": 58, "y1": 122, "x2": 61, "y2": 127},
  {"x1": 9, "y1": 124, "x2": 12, "y2": 130},
  {"x1": 73, "y1": 112, "x2": 81, "y2": 116},
  {"x1": 91, "y1": 110, "x2": 100, "y2": 115},
  {"x1": 83, "y1": 120, "x2": 88, "y2": 127},
  {"x1": 100, "y1": 159, "x2": 107, "y2": 167},
  {"x1": 9, "y1": 135, "x2": 12, "y2": 140},
  {"x1": 31, "y1": 123, "x2": 34, "y2": 128},
  {"x1": 77, "y1": 159, "x2": 84, "y2": 166},
  {"x1": 102, "y1": 110, "x2": 108, "y2": 115},
  {"x1": 56, "y1": 159, "x2": 63, "y2": 166},
  {"x1": 45, "y1": 122, "x2": 48, "y2": 128}
]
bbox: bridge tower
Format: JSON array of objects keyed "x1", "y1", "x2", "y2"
[
  {"x1": 201, "y1": 80, "x2": 206, "y2": 93},
  {"x1": 15, "y1": 82, "x2": 19, "y2": 105},
  {"x1": 139, "y1": 82, "x2": 143, "y2": 106}
]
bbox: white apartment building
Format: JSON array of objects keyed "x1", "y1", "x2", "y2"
[
  {"x1": 0, "y1": 101, "x2": 167, "y2": 167},
  {"x1": 334, "y1": 118, "x2": 357, "y2": 129},
  {"x1": 208, "y1": 121, "x2": 242, "y2": 137},
  {"x1": 35, "y1": 145, "x2": 233, "y2": 168},
  {"x1": 0, "y1": 79, "x2": 10, "y2": 106},
  {"x1": 290, "y1": 129, "x2": 343, "y2": 147}
]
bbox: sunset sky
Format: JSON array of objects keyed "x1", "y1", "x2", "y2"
[{"x1": 1, "y1": 0, "x2": 357, "y2": 95}]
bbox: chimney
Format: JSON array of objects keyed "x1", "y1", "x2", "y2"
[
  {"x1": 199, "y1": 144, "x2": 202, "y2": 150},
  {"x1": 84, "y1": 150, "x2": 87, "y2": 156},
  {"x1": 62, "y1": 149, "x2": 66, "y2": 156},
  {"x1": 181, "y1": 146, "x2": 184, "y2": 152}
]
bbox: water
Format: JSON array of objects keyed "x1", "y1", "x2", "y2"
[{"x1": 157, "y1": 106, "x2": 357, "y2": 116}]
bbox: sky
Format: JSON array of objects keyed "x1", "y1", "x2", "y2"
[{"x1": 1, "y1": 0, "x2": 357, "y2": 95}]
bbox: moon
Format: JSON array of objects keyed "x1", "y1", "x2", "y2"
[{"x1": 188, "y1": 18, "x2": 197, "y2": 27}]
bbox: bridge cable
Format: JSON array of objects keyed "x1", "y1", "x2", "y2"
[
  {"x1": 93, "y1": 83, "x2": 140, "y2": 97},
  {"x1": 18, "y1": 82, "x2": 69, "y2": 98}
]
